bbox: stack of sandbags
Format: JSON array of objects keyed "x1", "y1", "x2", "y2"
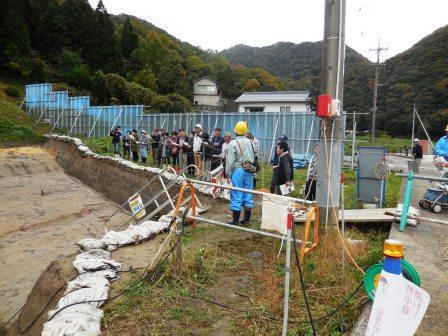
[{"x1": 41, "y1": 250, "x2": 119, "y2": 336}]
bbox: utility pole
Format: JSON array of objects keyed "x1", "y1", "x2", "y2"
[
  {"x1": 370, "y1": 44, "x2": 388, "y2": 144},
  {"x1": 316, "y1": 0, "x2": 346, "y2": 229},
  {"x1": 411, "y1": 101, "x2": 416, "y2": 147}
]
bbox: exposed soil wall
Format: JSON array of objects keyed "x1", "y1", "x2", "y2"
[
  {"x1": 44, "y1": 137, "x2": 179, "y2": 215},
  {"x1": 43, "y1": 136, "x2": 225, "y2": 215}
]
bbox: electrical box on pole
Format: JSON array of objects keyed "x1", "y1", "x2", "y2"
[{"x1": 317, "y1": 94, "x2": 332, "y2": 118}]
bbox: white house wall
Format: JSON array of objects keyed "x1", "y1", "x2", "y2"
[
  {"x1": 237, "y1": 102, "x2": 310, "y2": 113},
  {"x1": 194, "y1": 94, "x2": 220, "y2": 106}
]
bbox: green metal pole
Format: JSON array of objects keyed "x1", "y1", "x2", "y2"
[{"x1": 399, "y1": 171, "x2": 414, "y2": 232}]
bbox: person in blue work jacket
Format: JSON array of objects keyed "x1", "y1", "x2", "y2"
[
  {"x1": 434, "y1": 124, "x2": 448, "y2": 160},
  {"x1": 226, "y1": 121, "x2": 255, "y2": 225}
]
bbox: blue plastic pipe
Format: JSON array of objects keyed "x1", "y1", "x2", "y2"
[{"x1": 399, "y1": 171, "x2": 414, "y2": 232}]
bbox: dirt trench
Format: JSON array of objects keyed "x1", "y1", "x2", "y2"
[{"x1": 1, "y1": 139, "x2": 228, "y2": 336}]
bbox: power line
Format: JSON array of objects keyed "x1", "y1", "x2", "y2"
[{"x1": 369, "y1": 43, "x2": 388, "y2": 143}]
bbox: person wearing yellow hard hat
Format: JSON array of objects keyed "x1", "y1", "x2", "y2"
[
  {"x1": 225, "y1": 121, "x2": 256, "y2": 225},
  {"x1": 434, "y1": 124, "x2": 448, "y2": 161}
]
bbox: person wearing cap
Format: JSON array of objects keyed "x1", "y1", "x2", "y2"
[
  {"x1": 139, "y1": 130, "x2": 149, "y2": 163},
  {"x1": 210, "y1": 128, "x2": 224, "y2": 171},
  {"x1": 412, "y1": 138, "x2": 423, "y2": 166},
  {"x1": 435, "y1": 124, "x2": 448, "y2": 160},
  {"x1": 226, "y1": 121, "x2": 255, "y2": 225},
  {"x1": 270, "y1": 135, "x2": 289, "y2": 193},
  {"x1": 109, "y1": 126, "x2": 122, "y2": 158},
  {"x1": 193, "y1": 124, "x2": 203, "y2": 176}
]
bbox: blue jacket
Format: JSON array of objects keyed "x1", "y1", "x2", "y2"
[{"x1": 435, "y1": 135, "x2": 448, "y2": 159}]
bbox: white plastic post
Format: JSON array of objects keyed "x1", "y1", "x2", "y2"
[{"x1": 281, "y1": 208, "x2": 293, "y2": 336}]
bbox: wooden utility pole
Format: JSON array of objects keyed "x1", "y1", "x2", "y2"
[
  {"x1": 369, "y1": 44, "x2": 388, "y2": 144},
  {"x1": 316, "y1": 0, "x2": 346, "y2": 229}
]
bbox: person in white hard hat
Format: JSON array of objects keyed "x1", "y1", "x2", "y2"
[
  {"x1": 193, "y1": 124, "x2": 203, "y2": 176},
  {"x1": 412, "y1": 138, "x2": 423, "y2": 169}
]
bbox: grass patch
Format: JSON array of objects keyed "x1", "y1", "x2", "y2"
[
  {"x1": 102, "y1": 224, "x2": 387, "y2": 336},
  {"x1": 0, "y1": 82, "x2": 52, "y2": 143}
]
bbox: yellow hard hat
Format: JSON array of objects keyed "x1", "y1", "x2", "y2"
[{"x1": 234, "y1": 121, "x2": 248, "y2": 135}]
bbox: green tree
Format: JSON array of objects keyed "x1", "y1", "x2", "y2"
[
  {"x1": 165, "y1": 93, "x2": 192, "y2": 112},
  {"x1": 67, "y1": 66, "x2": 91, "y2": 90},
  {"x1": 120, "y1": 17, "x2": 139, "y2": 58},
  {"x1": 104, "y1": 73, "x2": 127, "y2": 102},
  {"x1": 56, "y1": 49, "x2": 84, "y2": 77},
  {"x1": 91, "y1": 71, "x2": 108, "y2": 104},
  {"x1": 0, "y1": 0, "x2": 31, "y2": 76},
  {"x1": 89, "y1": 0, "x2": 122, "y2": 72},
  {"x1": 125, "y1": 82, "x2": 155, "y2": 105},
  {"x1": 243, "y1": 78, "x2": 260, "y2": 92},
  {"x1": 133, "y1": 68, "x2": 157, "y2": 91}
]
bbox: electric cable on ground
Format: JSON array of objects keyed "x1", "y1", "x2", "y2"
[
  {"x1": 291, "y1": 221, "x2": 317, "y2": 335},
  {"x1": 17, "y1": 231, "x2": 180, "y2": 334}
]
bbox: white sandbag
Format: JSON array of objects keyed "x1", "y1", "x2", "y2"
[
  {"x1": 157, "y1": 215, "x2": 173, "y2": 225},
  {"x1": 77, "y1": 145, "x2": 90, "y2": 152},
  {"x1": 126, "y1": 224, "x2": 153, "y2": 241},
  {"x1": 65, "y1": 276, "x2": 110, "y2": 295},
  {"x1": 140, "y1": 220, "x2": 169, "y2": 235},
  {"x1": 73, "y1": 258, "x2": 121, "y2": 273},
  {"x1": 75, "y1": 249, "x2": 111, "y2": 261},
  {"x1": 102, "y1": 230, "x2": 134, "y2": 246},
  {"x1": 48, "y1": 303, "x2": 103, "y2": 320},
  {"x1": 75, "y1": 238, "x2": 107, "y2": 251},
  {"x1": 101, "y1": 237, "x2": 119, "y2": 252},
  {"x1": 56, "y1": 286, "x2": 109, "y2": 310},
  {"x1": 42, "y1": 312, "x2": 101, "y2": 336},
  {"x1": 75, "y1": 270, "x2": 118, "y2": 282}
]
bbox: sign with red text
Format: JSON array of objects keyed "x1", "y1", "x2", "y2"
[{"x1": 366, "y1": 271, "x2": 430, "y2": 336}]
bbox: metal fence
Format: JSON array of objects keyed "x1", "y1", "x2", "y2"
[{"x1": 25, "y1": 83, "x2": 322, "y2": 158}]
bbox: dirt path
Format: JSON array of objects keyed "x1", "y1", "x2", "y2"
[
  {"x1": 390, "y1": 167, "x2": 448, "y2": 335},
  {"x1": 0, "y1": 147, "x2": 128, "y2": 324}
]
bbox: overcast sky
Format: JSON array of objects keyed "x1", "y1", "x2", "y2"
[{"x1": 91, "y1": 0, "x2": 448, "y2": 61}]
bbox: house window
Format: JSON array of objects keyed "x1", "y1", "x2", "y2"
[
  {"x1": 244, "y1": 107, "x2": 264, "y2": 113},
  {"x1": 194, "y1": 101, "x2": 198, "y2": 105},
  {"x1": 197, "y1": 85, "x2": 216, "y2": 94},
  {"x1": 280, "y1": 106, "x2": 291, "y2": 113}
]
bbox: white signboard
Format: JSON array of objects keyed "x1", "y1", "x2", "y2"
[
  {"x1": 366, "y1": 271, "x2": 430, "y2": 336},
  {"x1": 209, "y1": 164, "x2": 226, "y2": 199},
  {"x1": 128, "y1": 193, "x2": 146, "y2": 220},
  {"x1": 261, "y1": 194, "x2": 294, "y2": 234},
  {"x1": 279, "y1": 182, "x2": 295, "y2": 196}
]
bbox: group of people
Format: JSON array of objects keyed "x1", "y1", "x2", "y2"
[
  {"x1": 109, "y1": 121, "x2": 310, "y2": 226},
  {"x1": 110, "y1": 125, "x2": 234, "y2": 175}
]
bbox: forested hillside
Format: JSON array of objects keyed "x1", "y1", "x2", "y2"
[
  {"x1": 377, "y1": 25, "x2": 448, "y2": 137},
  {"x1": 1, "y1": 0, "x2": 446, "y2": 135},
  {"x1": 221, "y1": 28, "x2": 448, "y2": 137},
  {"x1": 221, "y1": 42, "x2": 374, "y2": 129},
  {"x1": 0, "y1": 0, "x2": 286, "y2": 112}
]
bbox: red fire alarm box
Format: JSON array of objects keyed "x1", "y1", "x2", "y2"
[{"x1": 317, "y1": 94, "x2": 332, "y2": 118}]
